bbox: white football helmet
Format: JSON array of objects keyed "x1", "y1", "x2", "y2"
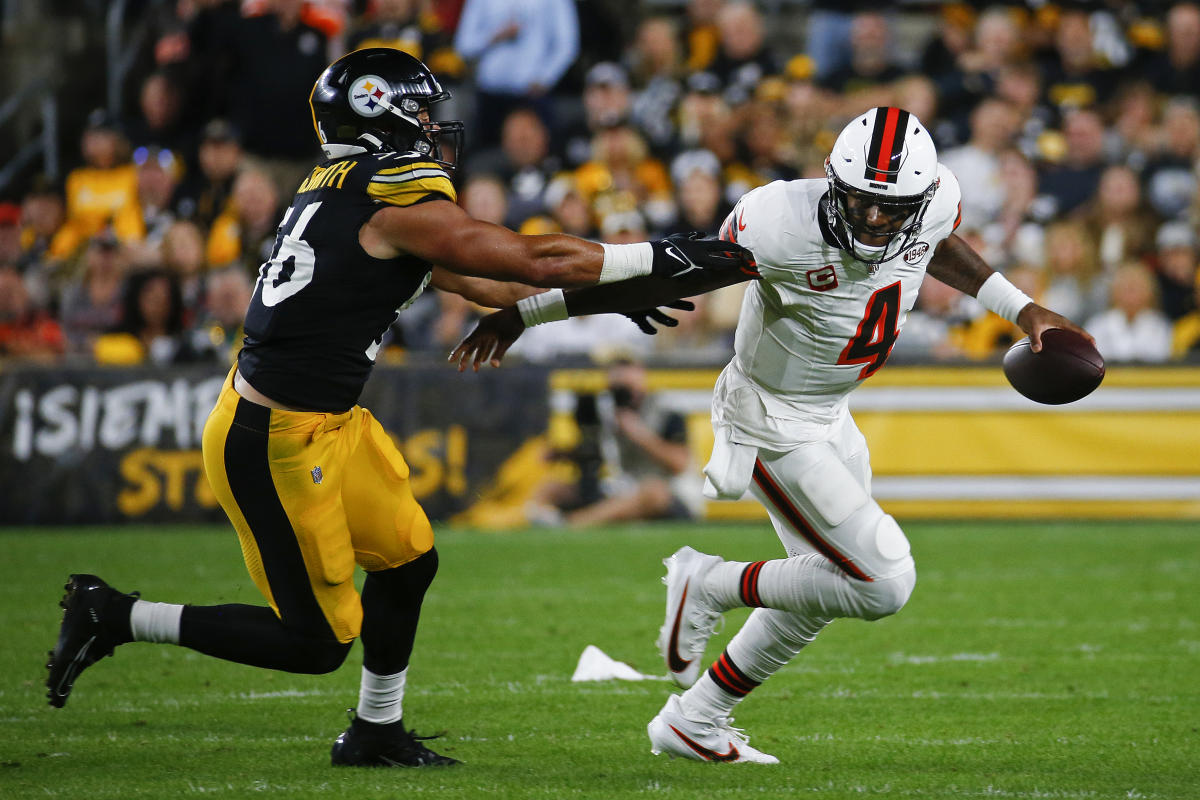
[{"x1": 824, "y1": 107, "x2": 939, "y2": 271}]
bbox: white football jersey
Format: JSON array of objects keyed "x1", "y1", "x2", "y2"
[{"x1": 713, "y1": 165, "x2": 962, "y2": 447}]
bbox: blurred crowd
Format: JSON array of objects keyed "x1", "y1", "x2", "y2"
[{"x1": 1, "y1": 0, "x2": 1199, "y2": 368}]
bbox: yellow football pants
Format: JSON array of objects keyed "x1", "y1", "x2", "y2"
[{"x1": 201, "y1": 370, "x2": 434, "y2": 644}]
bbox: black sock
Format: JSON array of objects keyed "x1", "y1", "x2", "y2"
[
  {"x1": 179, "y1": 603, "x2": 351, "y2": 674},
  {"x1": 360, "y1": 549, "x2": 439, "y2": 675}
]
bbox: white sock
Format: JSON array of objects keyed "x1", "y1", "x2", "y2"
[
  {"x1": 678, "y1": 609, "x2": 830, "y2": 721},
  {"x1": 129, "y1": 599, "x2": 183, "y2": 644},
  {"x1": 705, "y1": 553, "x2": 886, "y2": 618},
  {"x1": 356, "y1": 667, "x2": 406, "y2": 724},
  {"x1": 726, "y1": 607, "x2": 830, "y2": 683}
]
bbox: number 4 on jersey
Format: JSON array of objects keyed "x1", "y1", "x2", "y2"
[{"x1": 838, "y1": 281, "x2": 901, "y2": 380}]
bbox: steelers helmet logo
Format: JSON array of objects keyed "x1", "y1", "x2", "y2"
[{"x1": 349, "y1": 75, "x2": 391, "y2": 118}]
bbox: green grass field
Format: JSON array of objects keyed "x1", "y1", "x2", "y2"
[{"x1": 1, "y1": 520, "x2": 1197, "y2": 799}]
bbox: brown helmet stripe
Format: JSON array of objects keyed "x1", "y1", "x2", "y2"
[{"x1": 865, "y1": 107, "x2": 911, "y2": 184}]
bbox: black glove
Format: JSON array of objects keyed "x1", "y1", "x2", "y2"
[
  {"x1": 649, "y1": 232, "x2": 759, "y2": 280},
  {"x1": 623, "y1": 300, "x2": 696, "y2": 335}
]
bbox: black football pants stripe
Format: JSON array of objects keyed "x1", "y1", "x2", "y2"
[
  {"x1": 177, "y1": 398, "x2": 349, "y2": 674},
  {"x1": 224, "y1": 398, "x2": 336, "y2": 639}
]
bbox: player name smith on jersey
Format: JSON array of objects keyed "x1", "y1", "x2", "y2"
[
  {"x1": 717, "y1": 166, "x2": 962, "y2": 430},
  {"x1": 238, "y1": 151, "x2": 457, "y2": 413}
]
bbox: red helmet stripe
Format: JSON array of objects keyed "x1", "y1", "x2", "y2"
[{"x1": 865, "y1": 107, "x2": 911, "y2": 184}]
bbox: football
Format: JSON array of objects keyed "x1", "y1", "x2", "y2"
[{"x1": 1002, "y1": 328, "x2": 1105, "y2": 405}]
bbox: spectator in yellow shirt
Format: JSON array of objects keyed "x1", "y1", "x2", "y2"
[{"x1": 49, "y1": 110, "x2": 144, "y2": 260}]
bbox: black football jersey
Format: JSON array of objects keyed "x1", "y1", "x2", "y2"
[{"x1": 238, "y1": 150, "x2": 457, "y2": 412}]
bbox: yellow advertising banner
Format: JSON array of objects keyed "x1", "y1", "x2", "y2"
[{"x1": 550, "y1": 366, "x2": 1200, "y2": 520}]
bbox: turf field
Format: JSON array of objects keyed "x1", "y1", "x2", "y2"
[{"x1": 1, "y1": 520, "x2": 1197, "y2": 799}]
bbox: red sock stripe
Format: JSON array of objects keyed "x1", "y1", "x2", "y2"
[
  {"x1": 739, "y1": 561, "x2": 767, "y2": 607},
  {"x1": 706, "y1": 651, "x2": 759, "y2": 697},
  {"x1": 751, "y1": 459, "x2": 872, "y2": 582}
]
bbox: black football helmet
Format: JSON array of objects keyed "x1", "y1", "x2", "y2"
[{"x1": 309, "y1": 48, "x2": 464, "y2": 171}]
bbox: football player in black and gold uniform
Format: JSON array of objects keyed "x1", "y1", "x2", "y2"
[{"x1": 45, "y1": 49, "x2": 756, "y2": 767}]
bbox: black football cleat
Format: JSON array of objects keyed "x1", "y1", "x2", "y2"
[
  {"x1": 331, "y1": 711, "x2": 460, "y2": 767},
  {"x1": 46, "y1": 574, "x2": 136, "y2": 708}
]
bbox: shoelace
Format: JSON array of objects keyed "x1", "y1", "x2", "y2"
[
  {"x1": 686, "y1": 611, "x2": 724, "y2": 653},
  {"x1": 711, "y1": 716, "x2": 751, "y2": 746}
]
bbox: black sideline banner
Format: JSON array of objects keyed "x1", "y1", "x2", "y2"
[{"x1": 0, "y1": 365, "x2": 549, "y2": 525}]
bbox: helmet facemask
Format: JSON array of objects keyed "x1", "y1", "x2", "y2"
[
  {"x1": 825, "y1": 159, "x2": 936, "y2": 273},
  {"x1": 377, "y1": 95, "x2": 464, "y2": 172}
]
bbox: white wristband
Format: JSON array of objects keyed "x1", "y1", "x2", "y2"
[
  {"x1": 599, "y1": 242, "x2": 654, "y2": 284},
  {"x1": 516, "y1": 289, "x2": 568, "y2": 327},
  {"x1": 976, "y1": 272, "x2": 1034, "y2": 324}
]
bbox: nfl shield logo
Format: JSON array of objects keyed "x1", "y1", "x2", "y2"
[{"x1": 311, "y1": 466, "x2": 323, "y2": 485}]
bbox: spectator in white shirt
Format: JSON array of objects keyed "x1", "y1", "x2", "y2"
[{"x1": 1085, "y1": 262, "x2": 1173, "y2": 362}]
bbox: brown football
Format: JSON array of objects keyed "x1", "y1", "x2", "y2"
[{"x1": 1002, "y1": 328, "x2": 1105, "y2": 405}]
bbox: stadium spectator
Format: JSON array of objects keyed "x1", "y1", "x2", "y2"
[
  {"x1": 918, "y1": 2, "x2": 976, "y2": 85},
  {"x1": 58, "y1": 233, "x2": 129, "y2": 355},
  {"x1": 205, "y1": 167, "x2": 282, "y2": 274},
  {"x1": 1142, "y1": 97, "x2": 1200, "y2": 220},
  {"x1": 681, "y1": 0, "x2": 723, "y2": 74},
  {"x1": 49, "y1": 110, "x2": 143, "y2": 260},
  {"x1": 628, "y1": 16, "x2": 684, "y2": 152},
  {"x1": 14, "y1": 180, "x2": 64, "y2": 276},
  {"x1": 709, "y1": 2, "x2": 777, "y2": 100},
  {"x1": 189, "y1": 265, "x2": 252, "y2": 364},
  {"x1": 127, "y1": 146, "x2": 183, "y2": 267},
  {"x1": 992, "y1": 62, "x2": 1053, "y2": 160},
  {"x1": 1083, "y1": 165, "x2": 1160, "y2": 274},
  {"x1": 1039, "y1": 219, "x2": 1105, "y2": 324},
  {"x1": 805, "y1": 0, "x2": 877, "y2": 82},
  {"x1": 534, "y1": 174, "x2": 596, "y2": 239},
  {"x1": 526, "y1": 358, "x2": 703, "y2": 528},
  {"x1": 1140, "y1": 2, "x2": 1200, "y2": 97},
  {"x1": 211, "y1": 0, "x2": 330, "y2": 189},
  {"x1": 940, "y1": 99, "x2": 1020, "y2": 230},
  {"x1": 1036, "y1": 108, "x2": 1108, "y2": 218},
  {"x1": 561, "y1": 62, "x2": 634, "y2": 167},
  {"x1": 982, "y1": 149, "x2": 1041, "y2": 263},
  {"x1": 94, "y1": 268, "x2": 197, "y2": 366},
  {"x1": 930, "y1": 6, "x2": 1023, "y2": 127},
  {"x1": 172, "y1": 119, "x2": 243, "y2": 229},
  {"x1": 890, "y1": 275, "x2": 969, "y2": 361},
  {"x1": 347, "y1": 0, "x2": 458, "y2": 73},
  {"x1": 822, "y1": 11, "x2": 905, "y2": 96},
  {"x1": 577, "y1": 124, "x2": 674, "y2": 232},
  {"x1": 124, "y1": 70, "x2": 193, "y2": 156},
  {"x1": 671, "y1": 149, "x2": 727, "y2": 236},
  {"x1": 1109, "y1": 81, "x2": 1161, "y2": 168},
  {"x1": 675, "y1": 70, "x2": 733, "y2": 155},
  {"x1": 0, "y1": 265, "x2": 64, "y2": 361},
  {"x1": 1153, "y1": 221, "x2": 1199, "y2": 321},
  {"x1": 453, "y1": 0, "x2": 580, "y2": 148},
  {"x1": 161, "y1": 220, "x2": 211, "y2": 315},
  {"x1": 458, "y1": 174, "x2": 509, "y2": 227},
  {"x1": 1086, "y1": 262, "x2": 1173, "y2": 363},
  {"x1": 1040, "y1": 8, "x2": 1115, "y2": 112},
  {"x1": 471, "y1": 108, "x2": 559, "y2": 227}
]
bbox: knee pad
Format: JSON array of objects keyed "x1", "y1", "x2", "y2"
[{"x1": 850, "y1": 515, "x2": 915, "y2": 620}]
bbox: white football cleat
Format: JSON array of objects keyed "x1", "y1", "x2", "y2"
[
  {"x1": 647, "y1": 694, "x2": 778, "y2": 764},
  {"x1": 657, "y1": 545, "x2": 723, "y2": 688}
]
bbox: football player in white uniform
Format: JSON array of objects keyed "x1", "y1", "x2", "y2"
[{"x1": 450, "y1": 107, "x2": 1093, "y2": 764}]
